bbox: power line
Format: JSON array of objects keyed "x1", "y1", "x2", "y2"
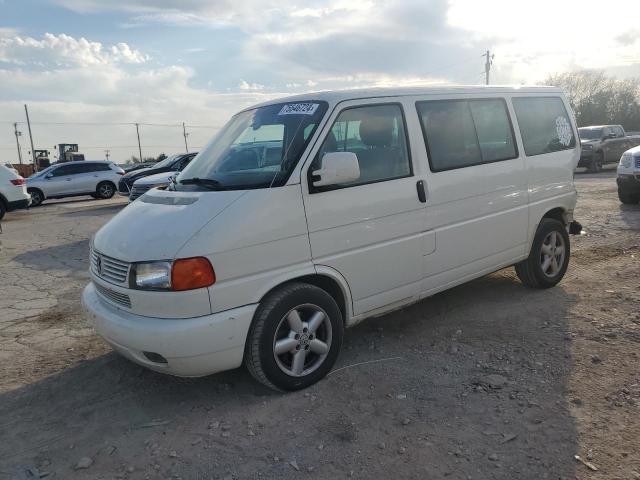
[{"x1": 5, "y1": 120, "x2": 221, "y2": 128}]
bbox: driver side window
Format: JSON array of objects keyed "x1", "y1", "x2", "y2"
[{"x1": 310, "y1": 104, "x2": 411, "y2": 191}]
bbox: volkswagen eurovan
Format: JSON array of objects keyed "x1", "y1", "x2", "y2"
[{"x1": 83, "y1": 86, "x2": 581, "y2": 391}]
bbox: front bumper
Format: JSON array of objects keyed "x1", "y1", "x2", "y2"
[
  {"x1": 578, "y1": 150, "x2": 594, "y2": 167},
  {"x1": 82, "y1": 282, "x2": 257, "y2": 377},
  {"x1": 617, "y1": 174, "x2": 640, "y2": 194}
]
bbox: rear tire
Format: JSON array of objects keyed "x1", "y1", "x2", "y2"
[
  {"x1": 0, "y1": 201, "x2": 6, "y2": 220},
  {"x1": 618, "y1": 189, "x2": 640, "y2": 204},
  {"x1": 96, "y1": 181, "x2": 115, "y2": 199},
  {"x1": 28, "y1": 188, "x2": 44, "y2": 207},
  {"x1": 588, "y1": 152, "x2": 603, "y2": 173},
  {"x1": 244, "y1": 282, "x2": 343, "y2": 391},
  {"x1": 515, "y1": 218, "x2": 570, "y2": 289}
]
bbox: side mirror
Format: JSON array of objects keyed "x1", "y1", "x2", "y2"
[
  {"x1": 604, "y1": 133, "x2": 616, "y2": 140},
  {"x1": 45, "y1": 173, "x2": 53, "y2": 179},
  {"x1": 312, "y1": 152, "x2": 360, "y2": 187}
]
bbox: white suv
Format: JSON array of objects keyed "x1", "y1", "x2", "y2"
[
  {"x1": 617, "y1": 145, "x2": 640, "y2": 204},
  {"x1": 0, "y1": 164, "x2": 31, "y2": 220},
  {"x1": 26, "y1": 161, "x2": 124, "y2": 207}
]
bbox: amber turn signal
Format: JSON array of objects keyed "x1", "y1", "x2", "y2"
[{"x1": 171, "y1": 257, "x2": 216, "y2": 291}]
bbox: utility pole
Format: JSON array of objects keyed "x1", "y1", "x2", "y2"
[
  {"x1": 135, "y1": 123, "x2": 143, "y2": 162},
  {"x1": 483, "y1": 50, "x2": 494, "y2": 85},
  {"x1": 24, "y1": 104, "x2": 36, "y2": 170},
  {"x1": 182, "y1": 122, "x2": 189, "y2": 153},
  {"x1": 13, "y1": 123, "x2": 23, "y2": 164},
  {"x1": 104, "y1": 149, "x2": 111, "y2": 161}
]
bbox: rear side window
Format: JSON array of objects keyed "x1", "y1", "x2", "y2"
[
  {"x1": 512, "y1": 97, "x2": 576, "y2": 156},
  {"x1": 417, "y1": 98, "x2": 517, "y2": 171}
]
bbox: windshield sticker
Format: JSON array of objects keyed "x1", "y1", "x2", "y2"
[
  {"x1": 278, "y1": 103, "x2": 319, "y2": 116},
  {"x1": 556, "y1": 116, "x2": 572, "y2": 146}
]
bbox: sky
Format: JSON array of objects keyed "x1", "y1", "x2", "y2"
[{"x1": 1, "y1": 0, "x2": 639, "y2": 163}]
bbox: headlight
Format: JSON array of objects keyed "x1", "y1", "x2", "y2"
[
  {"x1": 133, "y1": 261, "x2": 172, "y2": 290},
  {"x1": 620, "y1": 154, "x2": 632, "y2": 168},
  {"x1": 131, "y1": 257, "x2": 215, "y2": 291}
]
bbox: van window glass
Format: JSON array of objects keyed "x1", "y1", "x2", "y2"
[
  {"x1": 417, "y1": 99, "x2": 516, "y2": 171},
  {"x1": 176, "y1": 101, "x2": 328, "y2": 190},
  {"x1": 311, "y1": 104, "x2": 411, "y2": 190},
  {"x1": 512, "y1": 97, "x2": 576, "y2": 156},
  {"x1": 469, "y1": 100, "x2": 517, "y2": 162}
]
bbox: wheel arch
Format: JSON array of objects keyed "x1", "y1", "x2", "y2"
[
  {"x1": 541, "y1": 206, "x2": 567, "y2": 226},
  {"x1": 256, "y1": 267, "x2": 353, "y2": 326},
  {"x1": 27, "y1": 186, "x2": 45, "y2": 199},
  {"x1": 97, "y1": 179, "x2": 116, "y2": 189}
]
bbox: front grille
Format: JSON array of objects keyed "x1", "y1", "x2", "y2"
[
  {"x1": 91, "y1": 249, "x2": 130, "y2": 285},
  {"x1": 94, "y1": 282, "x2": 132, "y2": 309},
  {"x1": 635, "y1": 157, "x2": 640, "y2": 169},
  {"x1": 129, "y1": 184, "x2": 154, "y2": 201}
]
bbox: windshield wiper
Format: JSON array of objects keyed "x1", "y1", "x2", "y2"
[{"x1": 179, "y1": 177, "x2": 225, "y2": 190}]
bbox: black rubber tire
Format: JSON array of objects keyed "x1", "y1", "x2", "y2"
[
  {"x1": 0, "y1": 200, "x2": 6, "y2": 221},
  {"x1": 28, "y1": 188, "x2": 44, "y2": 207},
  {"x1": 244, "y1": 282, "x2": 343, "y2": 391},
  {"x1": 515, "y1": 218, "x2": 570, "y2": 289},
  {"x1": 96, "y1": 181, "x2": 116, "y2": 199},
  {"x1": 618, "y1": 189, "x2": 640, "y2": 204},
  {"x1": 588, "y1": 152, "x2": 603, "y2": 173}
]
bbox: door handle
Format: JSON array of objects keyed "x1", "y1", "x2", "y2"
[{"x1": 416, "y1": 180, "x2": 427, "y2": 203}]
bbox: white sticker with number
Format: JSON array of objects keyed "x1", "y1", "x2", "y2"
[{"x1": 278, "y1": 103, "x2": 319, "y2": 116}]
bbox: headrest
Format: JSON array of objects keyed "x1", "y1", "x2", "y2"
[{"x1": 359, "y1": 116, "x2": 394, "y2": 147}]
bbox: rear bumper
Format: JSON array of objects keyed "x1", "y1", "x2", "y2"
[
  {"x1": 82, "y1": 282, "x2": 257, "y2": 377},
  {"x1": 7, "y1": 197, "x2": 31, "y2": 211},
  {"x1": 617, "y1": 174, "x2": 640, "y2": 194}
]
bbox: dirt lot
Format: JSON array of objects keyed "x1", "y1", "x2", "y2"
[{"x1": 1, "y1": 170, "x2": 639, "y2": 480}]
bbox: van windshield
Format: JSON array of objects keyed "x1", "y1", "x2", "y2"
[{"x1": 174, "y1": 101, "x2": 328, "y2": 191}]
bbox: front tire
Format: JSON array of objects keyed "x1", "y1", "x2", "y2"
[
  {"x1": 28, "y1": 188, "x2": 44, "y2": 207},
  {"x1": 515, "y1": 218, "x2": 570, "y2": 289},
  {"x1": 618, "y1": 189, "x2": 640, "y2": 204},
  {"x1": 96, "y1": 181, "x2": 115, "y2": 199},
  {"x1": 245, "y1": 283, "x2": 343, "y2": 391}
]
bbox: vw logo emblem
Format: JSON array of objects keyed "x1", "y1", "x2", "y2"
[{"x1": 96, "y1": 255, "x2": 103, "y2": 275}]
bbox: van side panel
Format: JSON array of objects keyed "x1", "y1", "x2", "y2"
[
  {"x1": 407, "y1": 94, "x2": 529, "y2": 295},
  {"x1": 510, "y1": 95, "x2": 580, "y2": 249}
]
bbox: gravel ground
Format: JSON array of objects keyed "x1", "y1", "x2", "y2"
[{"x1": 0, "y1": 170, "x2": 639, "y2": 480}]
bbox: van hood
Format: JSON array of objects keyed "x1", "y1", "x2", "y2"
[{"x1": 92, "y1": 188, "x2": 246, "y2": 262}]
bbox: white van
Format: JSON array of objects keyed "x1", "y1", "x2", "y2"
[{"x1": 83, "y1": 86, "x2": 581, "y2": 391}]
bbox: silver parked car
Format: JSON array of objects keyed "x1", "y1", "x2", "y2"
[
  {"x1": 129, "y1": 171, "x2": 176, "y2": 201},
  {"x1": 26, "y1": 161, "x2": 124, "y2": 207}
]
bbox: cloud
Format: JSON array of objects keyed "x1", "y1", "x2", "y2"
[
  {"x1": 238, "y1": 80, "x2": 265, "y2": 91},
  {"x1": 0, "y1": 32, "x2": 148, "y2": 67},
  {"x1": 616, "y1": 29, "x2": 640, "y2": 46}
]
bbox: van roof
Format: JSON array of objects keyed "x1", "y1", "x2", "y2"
[{"x1": 249, "y1": 85, "x2": 565, "y2": 111}]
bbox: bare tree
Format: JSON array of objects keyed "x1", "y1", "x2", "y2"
[{"x1": 543, "y1": 71, "x2": 640, "y2": 130}]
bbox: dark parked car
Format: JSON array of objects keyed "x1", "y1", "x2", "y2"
[
  {"x1": 118, "y1": 153, "x2": 197, "y2": 196},
  {"x1": 578, "y1": 125, "x2": 640, "y2": 173},
  {"x1": 122, "y1": 161, "x2": 157, "y2": 173}
]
